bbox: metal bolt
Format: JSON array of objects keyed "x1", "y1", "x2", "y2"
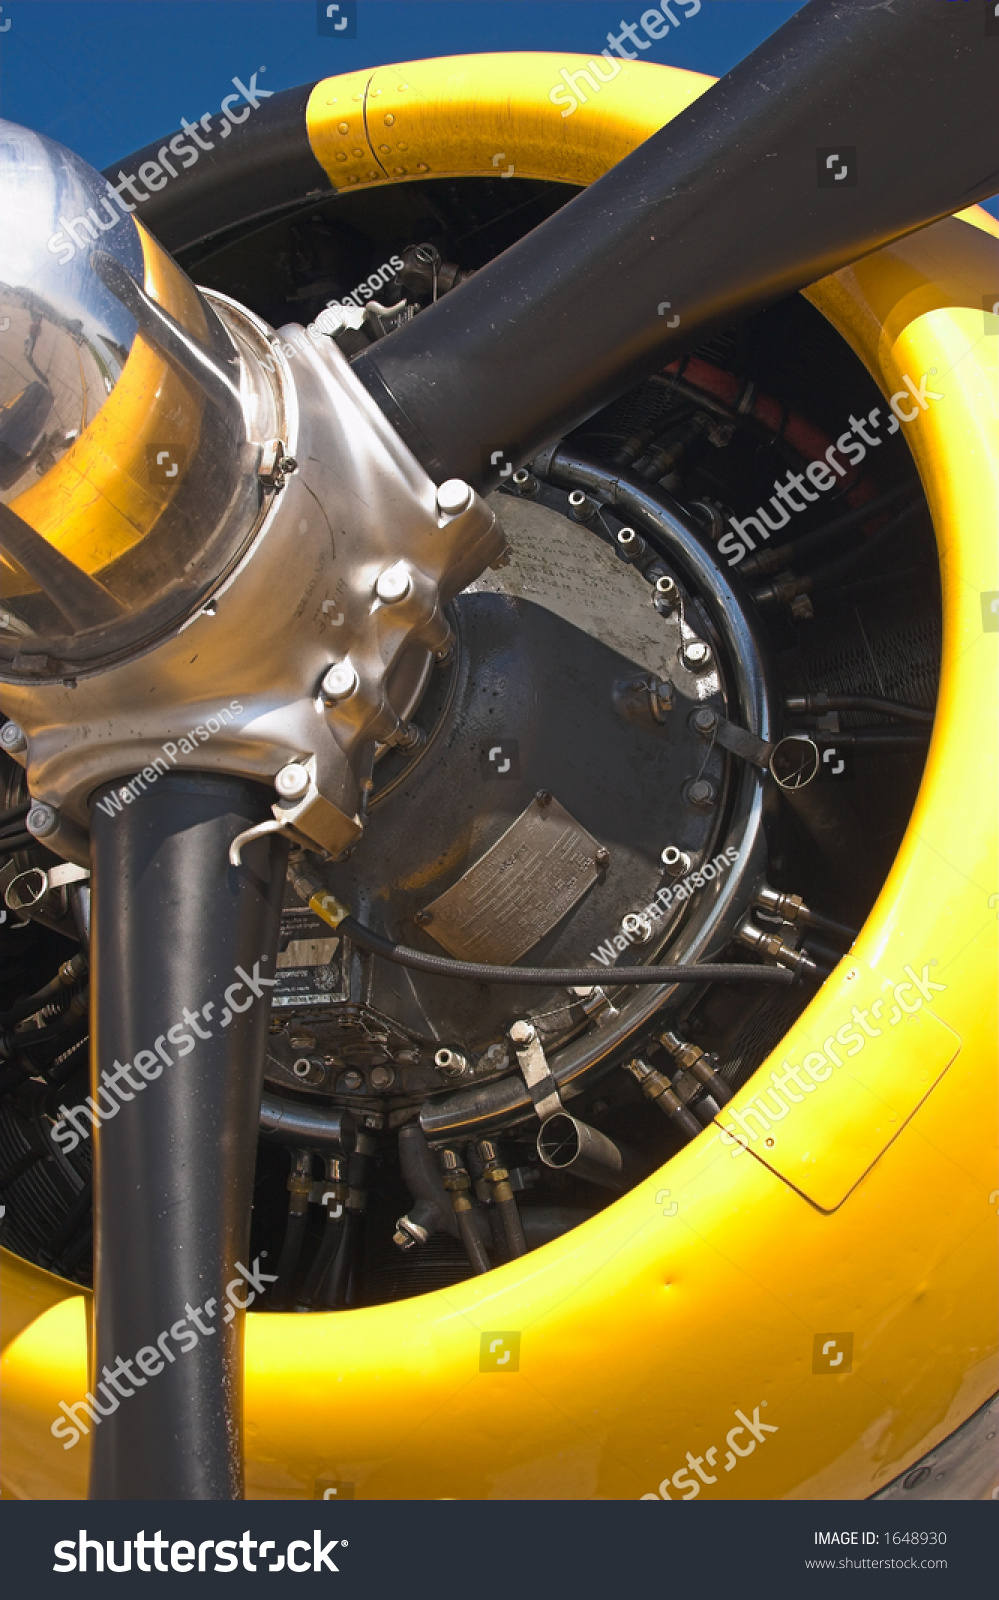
[
  {"x1": 282, "y1": 456, "x2": 298, "y2": 473},
  {"x1": 437, "y1": 478, "x2": 472, "y2": 517},
  {"x1": 595, "y1": 846, "x2": 611, "y2": 869},
  {"x1": 511, "y1": 468, "x2": 539, "y2": 497},
  {"x1": 275, "y1": 762, "x2": 310, "y2": 801},
  {"x1": 0, "y1": 721, "x2": 27, "y2": 753},
  {"x1": 684, "y1": 640, "x2": 711, "y2": 669},
  {"x1": 660, "y1": 845, "x2": 692, "y2": 876},
  {"x1": 536, "y1": 790, "x2": 553, "y2": 809},
  {"x1": 369, "y1": 1065, "x2": 395, "y2": 1090},
  {"x1": 340, "y1": 1069, "x2": 364, "y2": 1091},
  {"x1": 567, "y1": 489, "x2": 597, "y2": 522},
  {"x1": 434, "y1": 1047, "x2": 469, "y2": 1078},
  {"x1": 321, "y1": 660, "x2": 358, "y2": 702},
  {"x1": 616, "y1": 527, "x2": 645, "y2": 559},
  {"x1": 292, "y1": 1057, "x2": 327, "y2": 1085},
  {"x1": 375, "y1": 563, "x2": 412, "y2": 603},
  {"x1": 394, "y1": 721, "x2": 425, "y2": 751},
  {"x1": 26, "y1": 802, "x2": 58, "y2": 838},
  {"x1": 414, "y1": 908, "x2": 433, "y2": 927},
  {"x1": 687, "y1": 779, "x2": 716, "y2": 809},
  {"x1": 509, "y1": 1020, "x2": 536, "y2": 1046},
  {"x1": 692, "y1": 708, "x2": 717, "y2": 734},
  {"x1": 655, "y1": 575, "x2": 679, "y2": 607}
]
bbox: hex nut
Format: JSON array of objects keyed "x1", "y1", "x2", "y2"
[{"x1": 685, "y1": 640, "x2": 711, "y2": 668}]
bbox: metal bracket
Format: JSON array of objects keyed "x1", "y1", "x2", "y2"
[{"x1": 510, "y1": 1021, "x2": 563, "y2": 1121}]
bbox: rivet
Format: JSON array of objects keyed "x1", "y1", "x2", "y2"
[
  {"x1": 337, "y1": 121, "x2": 349, "y2": 134},
  {"x1": 384, "y1": 113, "x2": 395, "y2": 126}
]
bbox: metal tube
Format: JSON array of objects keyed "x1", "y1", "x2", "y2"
[
  {"x1": 88, "y1": 772, "x2": 287, "y2": 1501},
  {"x1": 353, "y1": 0, "x2": 998, "y2": 489},
  {"x1": 537, "y1": 1113, "x2": 626, "y2": 1191}
]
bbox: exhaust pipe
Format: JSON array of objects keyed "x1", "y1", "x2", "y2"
[{"x1": 537, "y1": 1112, "x2": 626, "y2": 1191}]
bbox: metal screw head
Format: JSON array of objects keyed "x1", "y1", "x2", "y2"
[
  {"x1": 321, "y1": 660, "x2": 358, "y2": 702},
  {"x1": 413, "y1": 908, "x2": 432, "y2": 927},
  {"x1": 687, "y1": 779, "x2": 716, "y2": 809},
  {"x1": 595, "y1": 846, "x2": 611, "y2": 869},
  {"x1": 509, "y1": 1020, "x2": 536, "y2": 1046},
  {"x1": 26, "y1": 802, "x2": 58, "y2": 838},
  {"x1": 375, "y1": 563, "x2": 412, "y2": 604},
  {"x1": 340, "y1": 1069, "x2": 364, "y2": 1091},
  {"x1": 684, "y1": 640, "x2": 711, "y2": 668},
  {"x1": 655, "y1": 575, "x2": 679, "y2": 604},
  {"x1": 692, "y1": 707, "x2": 717, "y2": 733},
  {"x1": 437, "y1": 478, "x2": 472, "y2": 517},
  {"x1": 0, "y1": 721, "x2": 27, "y2": 753},
  {"x1": 275, "y1": 762, "x2": 310, "y2": 801},
  {"x1": 369, "y1": 1065, "x2": 395, "y2": 1090}
]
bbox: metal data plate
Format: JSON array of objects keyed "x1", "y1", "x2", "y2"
[
  {"x1": 423, "y1": 795, "x2": 602, "y2": 965},
  {"x1": 272, "y1": 907, "x2": 342, "y2": 1009}
]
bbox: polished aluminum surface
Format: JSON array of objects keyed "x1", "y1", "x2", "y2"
[{"x1": 1, "y1": 304, "x2": 504, "y2": 858}]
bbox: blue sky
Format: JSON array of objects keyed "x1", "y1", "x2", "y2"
[{"x1": 0, "y1": 1, "x2": 994, "y2": 217}]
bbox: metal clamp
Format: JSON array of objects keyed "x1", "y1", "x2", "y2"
[{"x1": 509, "y1": 1020, "x2": 562, "y2": 1120}]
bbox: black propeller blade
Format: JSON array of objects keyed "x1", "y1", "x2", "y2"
[{"x1": 354, "y1": 0, "x2": 998, "y2": 488}]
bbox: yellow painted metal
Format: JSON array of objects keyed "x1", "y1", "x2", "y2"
[
  {"x1": 2, "y1": 56, "x2": 996, "y2": 1502},
  {"x1": 306, "y1": 53, "x2": 713, "y2": 190}
]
